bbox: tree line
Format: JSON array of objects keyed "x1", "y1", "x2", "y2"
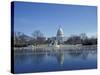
[
  {"x1": 13, "y1": 31, "x2": 97, "y2": 47},
  {"x1": 64, "y1": 33, "x2": 97, "y2": 45}
]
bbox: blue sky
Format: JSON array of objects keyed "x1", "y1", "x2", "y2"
[{"x1": 13, "y1": 1, "x2": 97, "y2": 37}]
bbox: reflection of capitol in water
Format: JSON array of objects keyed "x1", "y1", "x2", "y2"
[
  {"x1": 14, "y1": 49, "x2": 97, "y2": 65},
  {"x1": 55, "y1": 51, "x2": 64, "y2": 65}
]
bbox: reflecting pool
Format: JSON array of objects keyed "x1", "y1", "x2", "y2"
[{"x1": 14, "y1": 48, "x2": 97, "y2": 73}]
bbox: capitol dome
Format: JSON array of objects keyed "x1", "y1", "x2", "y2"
[{"x1": 57, "y1": 27, "x2": 64, "y2": 37}]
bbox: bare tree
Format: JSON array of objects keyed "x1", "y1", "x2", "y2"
[
  {"x1": 32, "y1": 30, "x2": 43, "y2": 39},
  {"x1": 32, "y1": 30, "x2": 46, "y2": 45},
  {"x1": 80, "y1": 33, "x2": 87, "y2": 41},
  {"x1": 14, "y1": 32, "x2": 30, "y2": 47}
]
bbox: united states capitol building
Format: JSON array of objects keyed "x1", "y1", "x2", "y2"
[{"x1": 48, "y1": 27, "x2": 67, "y2": 45}]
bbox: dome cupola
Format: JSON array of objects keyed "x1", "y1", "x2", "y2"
[{"x1": 57, "y1": 27, "x2": 64, "y2": 37}]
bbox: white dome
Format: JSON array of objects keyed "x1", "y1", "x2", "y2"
[{"x1": 57, "y1": 27, "x2": 64, "y2": 37}]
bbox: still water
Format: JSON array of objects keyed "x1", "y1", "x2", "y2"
[{"x1": 14, "y1": 49, "x2": 97, "y2": 73}]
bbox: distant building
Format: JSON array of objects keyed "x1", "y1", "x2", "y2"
[
  {"x1": 48, "y1": 26, "x2": 67, "y2": 45},
  {"x1": 56, "y1": 27, "x2": 64, "y2": 44}
]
